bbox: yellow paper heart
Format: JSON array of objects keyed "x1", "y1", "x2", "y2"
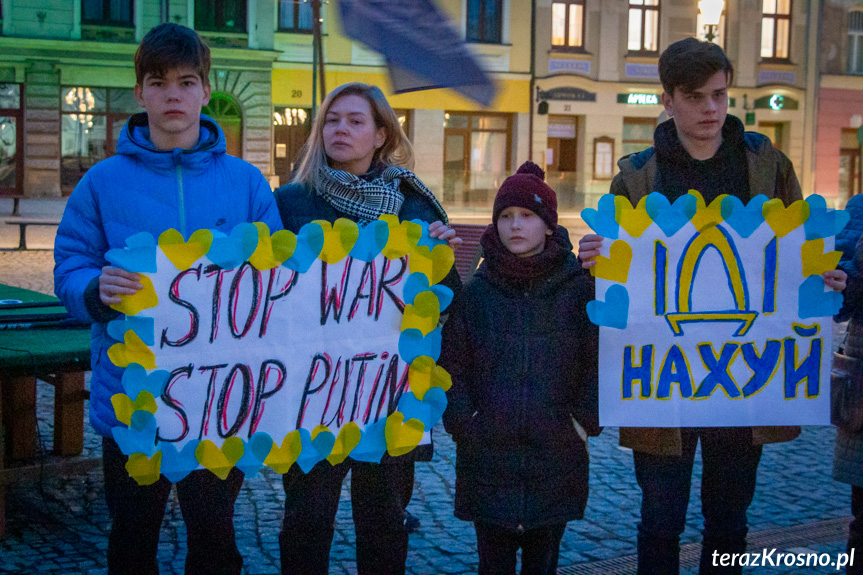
[
  {"x1": 688, "y1": 190, "x2": 727, "y2": 232},
  {"x1": 326, "y1": 422, "x2": 362, "y2": 465},
  {"x1": 590, "y1": 240, "x2": 633, "y2": 284},
  {"x1": 380, "y1": 215, "x2": 422, "y2": 259},
  {"x1": 409, "y1": 244, "x2": 455, "y2": 285},
  {"x1": 408, "y1": 356, "x2": 452, "y2": 400},
  {"x1": 801, "y1": 239, "x2": 842, "y2": 277},
  {"x1": 111, "y1": 391, "x2": 158, "y2": 426},
  {"x1": 108, "y1": 331, "x2": 156, "y2": 369},
  {"x1": 385, "y1": 412, "x2": 425, "y2": 457},
  {"x1": 249, "y1": 224, "x2": 296, "y2": 270},
  {"x1": 126, "y1": 451, "x2": 162, "y2": 486},
  {"x1": 196, "y1": 437, "x2": 244, "y2": 480},
  {"x1": 313, "y1": 218, "x2": 359, "y2": 264},
  {"x1": 615, "y1": 195, "x2": 653, "y2": 238},
  {"x1": 402, "y1": 291, "x2": 441, "y2": 336},
  {"x1": 111, "y1": 275, "x2": 159, "y2": 316},
  {"x1": 264, "y1": 430, "x2": 302, "y2": 474},
  {"x1": 763, "y1": 198, "x2": 810, "y2": 238},
  {"x1": 159, "y1": 228, "x2": 213, "y2": 270}
]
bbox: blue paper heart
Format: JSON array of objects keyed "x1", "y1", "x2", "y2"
[
  {"x1": 349, "y1": 220, "x2": 389, "y2": 262},
  {"x1": 234, "y1": 433, "x2": 274, "y2": 477},
  {"x1": 350, "y1": 419, "x2": 387, "y2": 463},
  {"x1": 296, "y1": 428, "x2": 336, "y2": 473},
  {"x1": 107, "y1": 315, "x2": 155, "y2": 345},
  {"x1": 207, "y1": 223, "x2": 259, "y2": 270},
  {"x1": 580, "y1": 194, "x2": 619, "y2": 240},
  {"x1": 804, "y1": 195, "x2": 850, "y2": 240},
  {"x1": 399, "y1": 327, "x2": 443, "y2": 364},
  {"x1": 586, "y1": 284, "x2": 629, "y2": 329},
  {"x1": 411, "y1": 219, "x2": 449, "y2": 249},
  {"x1": 721, "y1": 195, "x2": 768, "y2": 238},
  {"x1": 798, "y1": 275, "x2": 844, "y2": 319},
  {"x1": 645, "y1": 193, "x2": 696, "y2": 237},
  {"x1": 398, "y1": 388, "x2": 447, "y2": 429},
  {"x1": 402, "y1": 272, "x2": 454, "y2": 311},
  {"x1": 121, "y1": 364, "x2": 169, "y2": 398},
  {"x1": 158, "y1": 440, "x2": 201, "y2": 483},
  {"x1": 284, "y1": 222, "x2": 325, "y2": 273},
  {"x1": 105, "y1": 232, "x2": 157, "y2": 273},
  {"x1": 112, "y1": 410, "x2": 157, "y2": 456}
]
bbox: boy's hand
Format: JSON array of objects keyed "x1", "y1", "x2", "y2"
[
  {"x1": 99, "y1": 266, "x2": 143, "y2": 306},
  {"x1": 823, "y1": 269, "x2": 847, "y2": 292},
  {"x1": 578, "y1": 234, "x2": 604, "y2": 269},
  {"x1": 429, "y1": 221, "x2": 463, "y2": 251}
]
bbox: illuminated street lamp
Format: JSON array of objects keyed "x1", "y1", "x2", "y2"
[{"x1": 698, "y1": 0, "x2": 725, "y2": 43}]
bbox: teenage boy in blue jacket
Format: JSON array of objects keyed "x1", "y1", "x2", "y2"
[{"x1": 54, "y1": 23, "x2": 281, "y2": 575}]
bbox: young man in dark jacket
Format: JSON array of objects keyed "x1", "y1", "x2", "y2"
[{"x1": 578, "y1": 38, "x2": 845, "y2": 575}]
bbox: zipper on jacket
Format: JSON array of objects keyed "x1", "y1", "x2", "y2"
[
  {"x1": 176, "y1": 163, "x2": 186, "y2": 236},
  {"x1": 518, "y1": 292, "x2": 530, "y2": 525}
]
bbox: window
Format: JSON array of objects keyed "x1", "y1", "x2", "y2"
[
  {"x1": 696, "y1": 8, "x2": 726, "y2": 48},
  {"x1": 195, "y1": 0, "x2": 247, "y2": 33},
  {"x1": 628, "y1": 0, "x2": 660, "y2": 54},
  {"x1": 61, "y1": 87, "x2": 141, "y2": 192},
  {"x1": 849, "y1": 10, "x2": 863, "y2": 74},
  {"x1": 551, "y1": 0, "x2": 585, "y2": 51},
  {"x1": 82, "y1": 0, "x2": 134, "y2": 26},
  {"x1": 203, "y1": 93, "x2": 243, "y2": 157},
  {"x1": 622, "y1": 117, "x2": 655, "y2": 157},
  {"x1": 278, "y1": 0, "x2": 312, "y2": 32},
  {"x1": 761, "y1": 0, "x2": 791, "y2": 60},
  {"x1": 0, "y1": 84, "x2": 22, "y2": 197},
  {"x1": 593, "y1": 137, "x2": 614, "y2": 180},
  {"x1": 443, "y1": 112, "x2": 512, "y2": 208},
  {"x1": 466, "y1": 0, "x2": 502, "y2": 44}
]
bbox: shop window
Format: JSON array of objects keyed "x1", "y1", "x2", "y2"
[
  {"x1": 278, "y1": 0, "x2": 313, "y2": 32},
  {"x1": 628, "y1": 0, "x2": 660, "y2": 54},
  {"x1": 841, "y1": 128, "x2": 862, "y2": 201},
  {"x1": 273, "y1": 107, "x2": 311, "y2": 181},
  {"x1": 466, "y1": 0, "x2": 502, "y2": 44},
  {"x1": 61, "y1": 87, "x2": 140, "y2": 193},
  {"x1": 82, "y1": 0, "x2": 134, "y2": 26},
  {"x1": 622, "y1": 117, "x2": 655, "y2": 157},
  {"x1": 551, "y1": 0, "x2": 585, "y2": 51},
  {"x1": 593, "y1": 136, "x2": 614, "y2": 180},
  {"x1": 0, "y1": 84, "x2": 22, "y2": 197},
  {"x1": 761, "y1": 0, "x2": 791, "y2": 60},
  {"x1": 203, "y1": 93, "x2": 243, "y2": 157},
  {"x1": 394, "y1": 109, "x2": 412, "y2": 141},
  {"x1": 848, "y1": 9, "x2": 863, "y2": 74},
  {"x1": 443, "y1": 112, "x2": 512, "y2": 208},
  {"x1": 195, "y1": 0, "x2": 247, "y2": 33},
  {"x1": 696, "y1": 7, "x2": 726, "y2": 48}
]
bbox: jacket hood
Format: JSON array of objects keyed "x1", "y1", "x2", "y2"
[{"x1": 116, "y1": 112, "x2": 226, "y2": 172}]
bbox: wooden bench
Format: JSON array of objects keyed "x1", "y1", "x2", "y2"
[
  {"x1": 451, "y1": 223, "x2": 487, "y2": 283},
  {"x1": 3, "y1": 217, "x2": 61, "y2": 250}
]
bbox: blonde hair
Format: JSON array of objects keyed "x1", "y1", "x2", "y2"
[{"x1": 292, "y1": 83, "x2": 415, "y2": 189}]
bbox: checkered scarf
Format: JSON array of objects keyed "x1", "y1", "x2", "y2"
[{"x1": 318, "y1": 165, "x2": 448, "y2": 224}]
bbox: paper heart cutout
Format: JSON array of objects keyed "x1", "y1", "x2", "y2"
[
  {"x1": 159, "y1": 229, "x2": 213, "y2": 270},
  {"x1": 121, "y1": 364, "x2": 168, "y2": 398},
  {"x1": 111, "y1": 390, "x2": 158, "y2": 426},
  {"x1": 402, "y1": 291, "x2": 441, "y2": 336},
  {"x1": 196, "y1": 437, "x2": 244, "y2": 480},
  {"x1": 207, "y1": 223, "x2": 259, "y2": 270},
  {"x1": 111, "y1": 275, "x2": 159, "y2": 317},
  {"x1": 798, "y1": 275, "x2": 844, "y2": 319},
  {"x1": 126, "y1": 451, "x2": 162, "y2": 486},
  {"x1": 264, "y1": 430, "x2": 303, "y2": 474},
  {"x1": 158, "y1": 440, "x2": 201, "y2": 483},
  {"x1": 801, "y1": 239, "x2": 842, "y2": 277},
  {"x1": 315, "y1": 218, "x2": 359, "y2": 264},
  {"x1": 763, "y1": 198, "x2": 810, "y2": 238},
  {"x1": 326, "y1": 422, "x2": 362, "y2": 465},
  {"x1": 249, "y1": 224, "x2": 296, "y2": 270},
  {"x1": 397, "y1": 387, "x2": 447, "y2": 430},
  {"x1": 350, "y1": 220, "x2": 389, "y2": 262},
  {"x1": 108, "y1": 330, "x2": 156, "y2": 369},
  {"x1": 235, "y1": 433, "x2": 275, "y2": 477},
  {"x1": 284, "y1": 223, "x2": 325, "y2": 273},
  {"x1": 107, "y1": 316, "x2": 155, "y2": 345},
  {"x1": 587, "y1": 284, "x2": 629, "y2": 329},
  {"x1": 721, "y1": 195, "x2": 768, "y2": 238},
  {"x1": 581, "y1": 194, "x2": 619, "y2": 239},
  {"x1": 804, "y1": 195, "x2": 850, "y2": 240},
  {"x1": 296, "y1": 427, "x2": 336, "y2": 473},
  {"x1": 645, "y1": 193, "x2": 696, "y2": 237},
  {"x1": 409, "y1": 244, "x2": 455, "y2": 285},
  {"x1": 591, "y1": 240, "x2": 633, "y2": 284},
  {"x1": 112, "y1": 410, "x2": 157, "y2": 456},
  {"x1": 350, "y1": 418, "x2": 388, "y2": 463},
  {"x1": 615, "y1": 195, "x2": 653, "y2": 238},
  {"x1": 385, "y1": 412, "x2": 425, "y2": 457},
  {"x1": 105, "y1": 232, "x2": 158, "y2": 273},
  {"x1": 399, "y1": 327, "x2": 442, "y2": 364},
  {"x1": 402, "y1": 272, "x2": 454, "y2": 311},
  {"x1": 381, "y1": 215, "x2": 422, "y2": 259},
  {"x1": 688, "y1": 191, "x2": 727, "y2": 231},
  {"x1": 408, "y1": 356, "x2": 452, "y2": 400},
  {"x1": 411, "y1": 219, "x2": 449, "y2": 249}
]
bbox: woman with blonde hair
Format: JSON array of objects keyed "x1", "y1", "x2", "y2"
[{"x1": 274, "y1": 82, "x2": 460, "y2": 575}]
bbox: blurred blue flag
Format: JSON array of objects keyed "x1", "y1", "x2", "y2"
[{"x1": 337, "y1": 0, "x2": 497, "y2": 107}]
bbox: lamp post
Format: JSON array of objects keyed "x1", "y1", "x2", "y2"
[{"x1": 698, "y1": 0, "x2": 724, "y2": 43}]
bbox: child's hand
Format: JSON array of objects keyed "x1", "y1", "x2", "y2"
[
  {"x1": 578, "y1": 234, "x2": 604, "y2": 269},
  {"x1": 823, "y1": 269, "x2": 847, "y2": 291},
  {"x1": 429, "y1": 221, "x2": 463, "y2": 251},
  {"x1": 99, "y1": 266, "x2": 143, "y2": 305}
]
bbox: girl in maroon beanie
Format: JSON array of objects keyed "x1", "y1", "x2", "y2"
[{"x1": 440, "y1": 161, "x2": 600, "y2": 574}]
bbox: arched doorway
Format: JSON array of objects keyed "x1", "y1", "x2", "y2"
[{"x1": 202, "y1": 93, "x2": 243, "y2": 157}]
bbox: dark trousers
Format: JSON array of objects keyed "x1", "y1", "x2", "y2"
[
  {"x1": 633, "y1": 428, "x2": 762, "y2": 575},
  {"x1": 848, "y1": 485, "x2": 863, "y2": 574},
  {"x1": 102, "y1": 437, "x2": 244, "y2": 575},
  {"x1": 279, "y1": 458, "x2": 413, "y2": 575},
  {"x1": 474, "y1": 521, "x2": 566, "y2": 575}
]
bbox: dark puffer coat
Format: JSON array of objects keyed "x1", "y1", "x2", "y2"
[{"x1": 439, "y1": 229, "x2": 599, "y2": 531}]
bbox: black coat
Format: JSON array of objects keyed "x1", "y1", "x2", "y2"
[{"x1": 439, "y1": 237, "x2": 598, "y2": 530}]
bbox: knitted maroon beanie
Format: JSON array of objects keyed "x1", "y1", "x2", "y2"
[{"x1": 492, "y1": 161, "x2": 558, "y2": 229}]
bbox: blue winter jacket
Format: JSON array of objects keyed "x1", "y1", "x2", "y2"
[{"x1": 54, "y1": 113, "x2": 283, "y2": 437}]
